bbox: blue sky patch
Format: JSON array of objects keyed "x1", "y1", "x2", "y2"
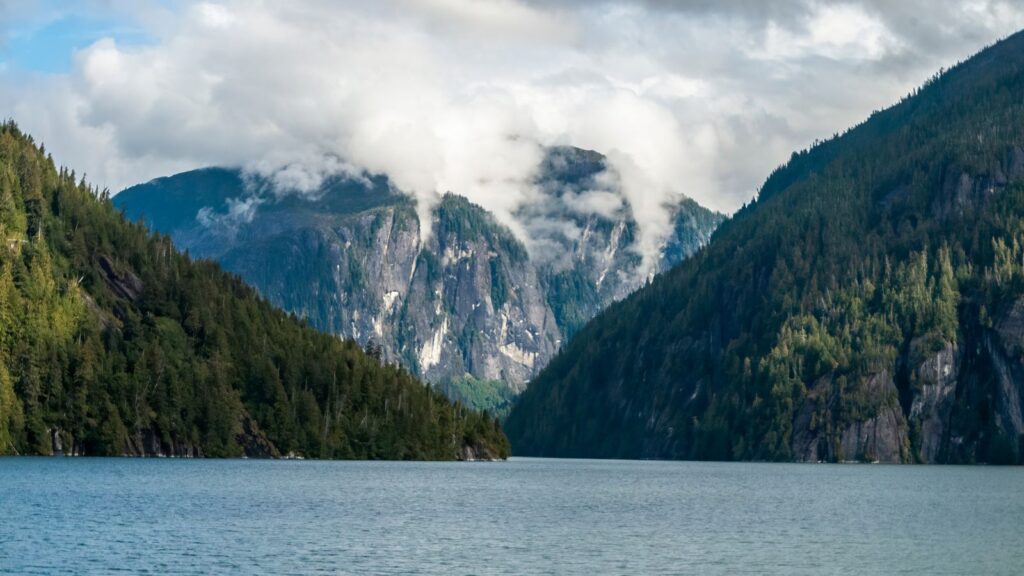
[{"x1": 1, "y1": 7, "x2": 152, "y2": 74}]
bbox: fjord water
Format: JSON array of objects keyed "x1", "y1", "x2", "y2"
[{"x1": 1, "y1": 458, "x2": 1021, "y2": 575}]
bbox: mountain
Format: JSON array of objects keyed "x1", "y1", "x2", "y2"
[
  {"x1": 114, "y1": 147, "x2": 724, "y2": 415},
  {"x1": 506, "y1": 31, "x2": 1024, "y2": 464},
  {"x1": 0, "y1": 121, "x2": 508, "y2": 460}
]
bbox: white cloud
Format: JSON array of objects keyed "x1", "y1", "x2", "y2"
[
  {"x1": 754, "y1": 3, "x2": 903, "y2": 63},
  {"x1": 563, "y1": 190, "x2": 624, "y2": 220},
  {"x1": 1, "y1": 0, "x2": 1022, "y2": 267},
  {"x1": 194, "y1": 2, "x2": 235, "y2": 28},
  {"x1": 197, "y1": 195, "x2": 262, "y2": 229}
]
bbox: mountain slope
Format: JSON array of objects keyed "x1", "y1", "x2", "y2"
[
  {"x1": 115, "y1": 148, "x2": 724, "y2": 414},
  {"x1": 506, "y1": 31, "x2": 1024, "y2": 464},
  {"x1": 0, "y1": 121, "x2": 508, "y2": 460}
]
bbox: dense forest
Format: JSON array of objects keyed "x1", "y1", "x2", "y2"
[
  {"x1": 507, "y1": 31, "x2": 1024, "y2": 464},
  {"x1": 0, "y1": 122, "x2": 508, "y2": 460}
]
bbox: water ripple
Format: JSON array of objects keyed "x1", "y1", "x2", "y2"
[{"x1": 0, "y1": 458, "x2": 1022, "y2": 575}]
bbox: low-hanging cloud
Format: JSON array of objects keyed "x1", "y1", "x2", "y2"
[{"x1": 2, "y1": 0, "x2": 1023, "y2": 270}]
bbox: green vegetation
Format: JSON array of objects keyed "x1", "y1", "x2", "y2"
[
  {"x1": 440, "y1": 374, "x2": 517, "y2": 420},
  {"x1": 435, "y1": 193, "x2": 529, "y2": 313},
  {"x1": 507, "y1": 31, "x2": 1024, "y2": 464},
  {"x1": 116, "y1": 168, "x2": 405, "y2": 235},
  {"x1": 0, "y1": 121, "x2": 508, "y2": 459},
  {"x1": 541, "y1": 265, "x2": 603, "y2": 340}
]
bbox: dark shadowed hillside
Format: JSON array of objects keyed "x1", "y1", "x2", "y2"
[{"x1": 507, "y1": 31, "x2": 1024, "y2": 464}]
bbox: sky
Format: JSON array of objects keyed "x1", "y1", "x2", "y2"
[{"x1": 1, "y1": 0, "x2": 1023, "y2": 266}]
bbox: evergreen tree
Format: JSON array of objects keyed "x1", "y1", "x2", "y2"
[{"x1": 0, "y1": 121, "x2": 509, "y2": 460}]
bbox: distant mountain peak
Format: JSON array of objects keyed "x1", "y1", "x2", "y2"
[{"x1": 115, "y1": 146, "x2": 724, "y2": 415}]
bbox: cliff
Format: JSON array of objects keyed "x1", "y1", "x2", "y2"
[{"x1": 115, "y1": 147, "x2": 724, "y2": 414}]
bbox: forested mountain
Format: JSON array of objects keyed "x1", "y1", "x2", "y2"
[
  {"x1": 115, "y1": 147, "x2": 723, "y2": 416},
  {"x1": 0, "y1": 122, "x2": 508, "y2": 460},
  {"x1": 507, "y1": 31, "x2": 1024, "y2": 464}
]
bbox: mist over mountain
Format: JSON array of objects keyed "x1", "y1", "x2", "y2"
[
  {"x1": 507, "y1": 31, "x2": 1024, "y2": 464},
  {"x1": 8, "y1": 1, "x2": 1021, "y2": 280},
  {"x1": 115, "y1": 147, "x2": 724, "y2": 414}
]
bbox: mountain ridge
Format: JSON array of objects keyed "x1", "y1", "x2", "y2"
[
  {"x1": 0, "y1": 121, "x2": 508, "y2": 460},
  {"x1": 115, "y1": 147, "x2": 725, "y2": 414},
  {"x1": 506, "y1": 30, "x2": 1024, "y2": 464}
]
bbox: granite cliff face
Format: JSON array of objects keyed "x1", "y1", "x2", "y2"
[
  {"x1": 525, "y1": 147, "x2": 723, "y2": 338},
  {"x1": 790, "y1": 158, "x2": 1024, "y2": 464},
  {"x1": 114, "y1": 148, "x2": 724, "y2": 413},
  {"x1": 801, "y1": 296, "x2": 1024, "y2": 465}
]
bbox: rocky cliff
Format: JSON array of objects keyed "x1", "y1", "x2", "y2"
[
  {"x1": 789, "y1": 295, "x2": 1024, "y2": 465},
  {"x1": 115, "y1": 148, "x2": 724, "y2": 414}
]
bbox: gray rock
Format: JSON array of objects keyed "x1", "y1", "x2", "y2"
[
  {"x1": 909, "y1": 341, "x2": 959, "y2": 462},
  {"x1": 792, "y1": 371, "x2": 908, "y2": 463},
  {"x1": 114, "y1": 149, "x2": 724, "y2": 409}
]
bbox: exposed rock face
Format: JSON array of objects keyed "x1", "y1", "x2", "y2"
[
  {"x1": 832, "y1": 402, "x2": 907, "y2": 464},
  {"x1": 235, "y1": 411, "x2": 280, "y2": 458},
  {"x1": 407, "y1": 199, "x2": 561, "y2": 388},
  {"x1": 733, "y1": 298, "x2": 1024, "y2": 466},
  {"x1": 909, "y1": 341, "x2": 960, "y2": 462},
  {"x1": 987, "y1": 302, "x2": 1024, "y2": 443},
  {"x1": 209, "y1": 196, "x2": 561, "y2": 392},
  {"x1": 793, "y1": 372, "x2": 908, "y2": 463},
  {"x1": 839, "y1": 407, "x2": 905, "y2": 463},
  {"x1": 47, "y1": 425, "x2": 203, "y2": 457},
  {"x1": 525, "y1": 147, "x2": 722, "y2": 338},
  {"x1": 97, "y1": 255, "x2": 143, "y2": 303},
  {"x1": 790, "y1": 317, "x2": 1024, "y2": 465},
  {"x1": 460, "y1": 442, "x2": 505, "y2": 462},
  {"x1": 114, "y1": 148, "x2": 724, "y2": 408},
  {"x1": 932, "y1": 146, "x2": 1024, "y2": 218},
  {"x1": 890, "y1": 299, "x2": 1024, "y2": 464}
]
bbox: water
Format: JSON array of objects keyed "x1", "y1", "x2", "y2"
[{"x1": 1, "y1": 458, "x2": 1022, "y2": 575}]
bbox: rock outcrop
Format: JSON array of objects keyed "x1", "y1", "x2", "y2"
[{"x1": 793, "y1": 371, "x2": 909, "y2": 463}]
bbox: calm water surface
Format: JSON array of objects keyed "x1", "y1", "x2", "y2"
[{"x1": 1, "y1": 457, "x2": 1022, "y2": 575}]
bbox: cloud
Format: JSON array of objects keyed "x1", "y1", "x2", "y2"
[
  {"x1": 0, "y1": 1, "x2": 11, "y2": 40},
  {"x1": 752, "y1": 3, "x2": 903, "y2": 62},
  {"x1": 1, "y1": 0, "x2": 1023, "y2": 268},
  {"x1": 562, "y1": 190, "x2": 624, "y2": 220},
  {"x1": 196, "y1": 195, "x2": 262, "y2": 229}
]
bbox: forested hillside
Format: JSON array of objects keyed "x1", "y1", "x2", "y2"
[
  {"x1": 507, "y1": 31, "x2": 1024, "y2": 464},
  {"x1": 0, "y1": 122, "x2": 508, "y2": 460}
]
